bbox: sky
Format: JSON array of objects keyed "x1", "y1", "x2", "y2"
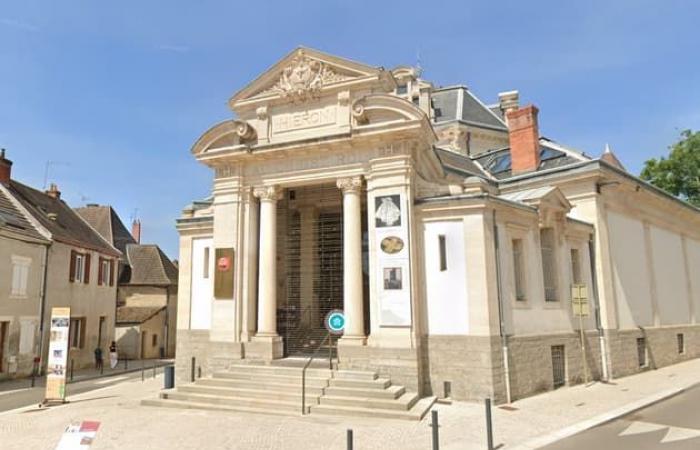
[{"x1": 1, "y1": 1, "x2": 699, "y2": 259}]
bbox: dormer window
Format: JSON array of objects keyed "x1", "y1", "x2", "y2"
[{"x1": 396, "y1": 84, "x2": 408, "y2": 95}]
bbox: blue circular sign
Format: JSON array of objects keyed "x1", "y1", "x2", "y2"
[{"x1": 325, "y1": 310, "x2": 345, "y2": 335}]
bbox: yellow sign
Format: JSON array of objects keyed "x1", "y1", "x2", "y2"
[
  {"x1": 45, "y1": 307, "x2": 70, "y2": 402},
  {"x1": 571, "y1": 285, "x2": 589, "y2": 317}
]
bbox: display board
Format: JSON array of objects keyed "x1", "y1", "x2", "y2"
[
  {"x1": 214, "y1": 248, "x2": 235, "y2": 299},
  {"x1": 45, "y1": 307, "x2": 70, "y2": 402}
]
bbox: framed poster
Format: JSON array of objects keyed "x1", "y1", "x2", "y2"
[
  {"x1": 375, "y1": 195, "x2": 401, "y2": 228},
  {"x1": 214, "y1": 248, "x2": 234, "y2": 299},
  {"x1": 45, "y1": 307, "x2": 70, "y2": 402}
]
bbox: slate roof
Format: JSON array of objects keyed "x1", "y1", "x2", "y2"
[
  {"x1": 116, "y1": 305, "x2": 165, "y2": 325},
  {"x1": 0, "y1": 186, "x2": 46, "y2": 241},
  {"x1": 121, "y1": 244, "x2": 178, "y2": 286},
  {"x1": 8, "y1": 181, "x2": 120, "y2": 256},
  {"x1": 432, "y1": 86, "x2": 508, "y2": 131},
  {"x1": 74, "y1": 205, "x2": 136, "y2": 257},
  {"x1": 433, "y1": 147, "x2": 491, "y2": 179},
  {"x1": 473, "y1": 139, "x2": 589, "y2": 180}
]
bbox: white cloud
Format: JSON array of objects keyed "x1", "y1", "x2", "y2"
[{"x1": 0, "y1": 18, "x2": 39, "y2": 32}]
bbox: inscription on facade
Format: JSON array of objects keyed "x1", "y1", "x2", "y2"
[{"x1": 272, "y1": 106, "x2": 337, "y2": 133}]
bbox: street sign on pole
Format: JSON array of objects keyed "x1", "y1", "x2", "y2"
[{"x1": 325, "y1": 310, "x2": 345, "y2": 335}]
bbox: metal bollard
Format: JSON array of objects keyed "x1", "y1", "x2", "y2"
[
  {"x1": 347, "y1": 429, "x2": 353, "y2": 450},
  {"x1": 431, "y1": 410, "x2": 439, "y2": 450},
  {"x1": 190, "y1": 357, "x2": 195, "y2": 382},
  {"x1": 70, "y1": 359, "x2": 74, "y2": 381},
  {"x1": 153, "y1": 362, "x2": 156, "y2": 379},
  {"x1": 142, "y1": 360, "x2": 145, "y2": 382},
  {"x1": 100, "y1": 360, "x2": 104, "y2": 375},
  {"x1": 124, "y1": 357, "x2": 128, "y2": 370},
  {"x1": 485, "y1": 398, "x2": 494, "y2": 450},
  {"x1": 198, "y1": 366, "x2": 202, "y2": 379}
]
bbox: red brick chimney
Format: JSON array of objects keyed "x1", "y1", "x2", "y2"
[
  {"x1": 132, "y1": 219, "x2": 141, "y2": 244},
  {"x1": 506, "y1": 105, "x2": 541, "y2": 174},
  {"x1": 0, "y1": 149, "x2": 12, "y2": 186},
  {"x1": 46, "y1": 183, "x2": 61, "y2": 199}
]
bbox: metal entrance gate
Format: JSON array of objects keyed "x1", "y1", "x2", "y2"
[{"x1": 277, "y1": 186, "x2": 344, "y2": 357}]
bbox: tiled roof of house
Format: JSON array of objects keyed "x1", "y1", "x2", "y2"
[
  {"x1": 9, "y1": 181, "x2": 120, "y2": 256},
  {"x1": 74, "y1": 205, "x2": 136, "y2": 258},
  {"x1": 0, "y1": 186, "x2": 47, "y2": 241},
  {"x1": 116, "y1": 306, "x2": 165, "y2": 325},
  {"x1": 121, "y1": 244, "x2": 178, "y2": 286}
]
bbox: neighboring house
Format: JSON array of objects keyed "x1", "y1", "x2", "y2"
[
  {"x1": 0, "y1": 150, "x2": 51, "y2": 378},
  {"x1": 0, "y1": 151, "x2": 121, "y2": 372},
  {"x1": 75, "y1": 205, "x2": 178, "y2": 359},
  {"x1": 173, "y1": 48, "x2": 700, "y2": 405}
]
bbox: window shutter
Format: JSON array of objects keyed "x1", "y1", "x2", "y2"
[
  {"x1": 69, "y1": 251, "x2": 76, "y2": 282},
  {"x1": 109, "y1": 260, "x2": 115, "y2": 286},
  {"x1": 79, "y1": 318, "x2": 86, "y2": 348},
  {"x1": 84, "y1": 253, "x2": 91, "y2": 284},
  {"x1": 97, "y1": 258, "x2": 103, "y2": 286}
]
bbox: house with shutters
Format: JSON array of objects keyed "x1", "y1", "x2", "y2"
[{"x1": 0, "y1": 150, "x2": 120, "y2": 373}]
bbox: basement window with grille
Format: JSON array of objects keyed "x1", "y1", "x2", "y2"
[
  {"x1": 678, "y1": 334, "x2": 685, "y2": 354},
  {"x1": 551, "y1": 345, "x2": 566, "y2": 389},
  {"x1": 637, "y1": 337, "x2": 648, "y2": 368}
]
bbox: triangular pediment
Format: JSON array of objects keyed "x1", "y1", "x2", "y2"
[{"x1": 229, "y1": 47, "x2": 384, "y2": 106}]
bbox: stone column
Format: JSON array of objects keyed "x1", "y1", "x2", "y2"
[
  {"x1": 253, "y1": 185, "x2": 283, "y2": 338},
  {"x1": 337, "y1": 176, "x2": 366, "y2": 343}
]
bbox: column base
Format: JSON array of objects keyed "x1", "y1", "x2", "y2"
[
  {"x1": 338, "y1": 335, "x2": 367, "y2": 347},
  {"x1": 245, "y1": 334, "x2": 283, "y2": 360}
]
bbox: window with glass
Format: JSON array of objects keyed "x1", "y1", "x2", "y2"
[
  {"x1": 540, "y1": 228, "x2": 558, "y2": 301},
  {"x1": 512, "y1": 239, "x2": 526, "y2": 301}
]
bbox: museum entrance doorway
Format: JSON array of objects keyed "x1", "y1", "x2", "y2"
[{"x1": 276, "y1": 184, "x2": 368, "y2": 357}]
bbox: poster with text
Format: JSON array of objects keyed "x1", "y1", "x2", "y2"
[{"x1": 45, "y1": 307, "x2": 70, "y2": 402}]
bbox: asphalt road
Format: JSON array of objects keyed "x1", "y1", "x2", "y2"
[
  {"x1": 543, "y1": 384, "x2": 700, "y2": 449},
  {"x1": 0, "y1": 370, "x2": 147, "y2": 413}
]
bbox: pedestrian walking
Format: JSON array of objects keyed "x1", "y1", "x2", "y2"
[
  {"x1": 94, "y1": 346, "x2": 103, "y2": 370},
  {"x1": 109, "y1": 341, "x2": 118, "y2": 369}
]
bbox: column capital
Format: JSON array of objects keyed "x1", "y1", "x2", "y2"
[
  {"x1": 337, "y1": 176, "x2": 363, "y2": 194},
  {"x1": 253, "y1": 185, "x2": 283, "y2": 202}
]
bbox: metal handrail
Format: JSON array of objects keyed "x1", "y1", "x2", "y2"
[{"x1": 301, "y1": 331, "x2": 333, "y2": 415}]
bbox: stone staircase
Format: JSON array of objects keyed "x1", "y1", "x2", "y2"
[{"x1": 142, "y1": 363, "x2": 435, "y2": 420}]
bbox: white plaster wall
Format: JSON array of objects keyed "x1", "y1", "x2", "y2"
[
  {"x1": 607, "y1": 211, "x2": 653, "y2": 328},
  {"x1": 190, "y1": 237, "x2": 213, "y2": 330},
  {"x1": 424, "y1": 221, "x2": 469, "y2": 335},
  {"x1": 650, "y1": 226, "x2": 690, "y2": 325},
  {"x1": 685, "y1": 238, "x2": 700, "y2": 321}
]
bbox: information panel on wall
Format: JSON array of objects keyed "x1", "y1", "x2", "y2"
[
  {"x1": 214, "y1": 248, "x2": 235, "y2": 299},
  {"x1": 374, "y1": 193, "x2": 412, "y2": 326},
  {"x1": 45, "y1": 307, "x2": 70, "y2": 403}
]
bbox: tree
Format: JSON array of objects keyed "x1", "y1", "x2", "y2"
[{"x1": 641, "y1": 129, "x2": 700, "y2": 207}]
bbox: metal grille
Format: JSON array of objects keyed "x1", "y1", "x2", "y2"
[
  {"x1": 551, "y1": 345, "x2": 566, "y2": 389},
  {"x1": 678, "y1": 333, "x2": 685, "y2": 354},
  {"x1": 637, "y1": 338, "x2": 647, "y2": 367}
]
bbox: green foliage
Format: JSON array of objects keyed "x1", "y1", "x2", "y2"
[{"x1": 640, "y1": 130, "x2": 700, "y2": 207}]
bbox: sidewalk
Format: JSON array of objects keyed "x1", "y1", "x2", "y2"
[
  {"x1": 0, "y1": 359, "x2": 173, "y2": 395},
  {"x1": 0, "y1": 358, "x2": 698, "y2": 449}
]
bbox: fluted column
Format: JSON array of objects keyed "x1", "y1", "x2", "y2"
[
  {"x1": 253, "y1": 185, "x2": 282, "y2": 337},
  {"x1": 337, "y1": 176, "x2": 365, "y2": 342}
]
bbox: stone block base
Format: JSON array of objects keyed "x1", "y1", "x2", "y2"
[
  {"x1": 338, "y1": 344, "x2": 420, "y2": 392},
  {"x1": 244, "y1": 335, "x2": 283, "y2": 361},
  {"x1": 174, "y1": 329, "x2": 243, "y2": 384}
]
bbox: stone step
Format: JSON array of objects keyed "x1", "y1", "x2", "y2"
[
  {"x1": 178, "y1": 384, "x2": 321, "y2": 403},
  {"x1": 213, "y1": 372, "x2": 329, "y2": 387},
  {"x1": 333, "y1": 370, "x2": 378, "y2": 381},
  {"x1": 141, "y1": 398, "x2": 301, "y2": 417},
  {"x1": 160, "y1": 391, "x2": 314, "y2": 412},
  {"x1": 310, "y1": 396, "x2": 436, "y2": 421},
  {"x1": 320, "y1": 392, "x2": 419, "y2": 411},
  {"x1": 197, "y1": 378, "x2": 327, "y2": 394},
  {"x1": 329, "y1": 377, "x2": 391, "y2": 389},
  {"x1": 324, "y1": 384, "x2": 405, "y2": 400},
  {"x1": 226, "y1": 364, "x2": 332, "y2": 378}
]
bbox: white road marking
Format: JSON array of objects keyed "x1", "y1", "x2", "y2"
[
  {"x1": 619, "y1": 420, "x2": 700, "y2": 444},
  {"x1": 0, "y1": 388, "x2": 30, "y2": 397},
  {"x1": 94, "y1": 376, "x2": 128, "y2": 385}
]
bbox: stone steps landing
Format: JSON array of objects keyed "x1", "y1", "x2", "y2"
[{"x1": 141, "y1": 362, "x2": 435, "y2": 420}]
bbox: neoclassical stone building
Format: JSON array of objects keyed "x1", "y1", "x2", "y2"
[{"x1": 173, "y1": 48, "x2": 700, "y2": 405}]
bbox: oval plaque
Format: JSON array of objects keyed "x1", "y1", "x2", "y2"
[{"x1": 380, "y1": 236, "x2": 404, "y2": 254}]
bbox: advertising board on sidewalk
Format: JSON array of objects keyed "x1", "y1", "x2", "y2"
[{"x1": 45, "y1": 307, "x2": 70, "y2": 403}]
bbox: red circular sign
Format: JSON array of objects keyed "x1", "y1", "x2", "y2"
[{"x1": 217, "y1": 257, "x2": 231, "y2": 271}]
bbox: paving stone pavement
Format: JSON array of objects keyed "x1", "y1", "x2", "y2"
[{"x1": 1, "y1": 358, "x2": 699, "y2": 449}]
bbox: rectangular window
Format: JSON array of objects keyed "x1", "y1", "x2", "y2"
[
  {"x1": 74, "y1": 253, "x2": 84, "y2": 283},
  {"x1": 69, "y1": 317, "x2": 86, "y2": 349},
  {"x1": 152, "y1": 334, "x2": 158, "y2": 347},
  {"x1": 203, "y1": 247, "x2": 210, "y2": 279},
  {"x1": 11, "y1": 256, "x2": 31, "y2": 297},
  {"x1": 512, "y1": 239, "x2": 526, "y2": 301},
  {"x1": 540, "y1": 228, "x2": 558, "y2": 301},
  {"x1": 99, "y1": 258, "x2": 111, "y2": 286},
  {"x1": 678, "y1": 334, "x2": 685, "y2": 354},
  {"x1": 438, "y1": 235, "x2": 447, "y2": 271},
  {"x1": 396, "y1": 84, "x2": 408, "y2": 95},
  {"x1": 570, "y1": 248, "x2": 582, "y2": 285},
  {"x1": 70, "y1": 251, "x2": 90, "y2": 284},
  {"x1": 637, "y1": 337, "x2": 647, "y2": 367}
]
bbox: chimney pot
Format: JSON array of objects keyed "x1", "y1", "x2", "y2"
[
  {"x1": 498, "y1": 90, "x2": 520, "y2": 117},
  {"x1": 0, "y1": 148, "x2": 12, "y2": 186},
  {"x1": 506, "y1": 105, "x2": 541, "y2": 174},
  {"x1": 132, "y1": 219, "x2": 141, "y2": 244},
  {"x1": 46, "y1": 183, "x2": 61, "y2": 199}
]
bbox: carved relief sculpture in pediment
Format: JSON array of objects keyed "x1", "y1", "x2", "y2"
[{"x1": 260, "y1": 51, "x2": 350, "y2": 102}]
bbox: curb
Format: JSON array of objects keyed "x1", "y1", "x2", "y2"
[
  {"x1": 66, "y1": 361, "x2": 173, "y2": 385},
  {"x1": 511, "y1": 381, "x2": 700, "y2": 449}
]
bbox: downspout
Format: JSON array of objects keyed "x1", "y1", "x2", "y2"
[
  {"x1": 493, "y1": 210, "x2": 512, "y2": 403},
  {"x1": 588, "y1": 235, "x2": 609, "y2": 381},
  {"x1": 37, "y1": 243, "x2": 50, "y2": 374}
]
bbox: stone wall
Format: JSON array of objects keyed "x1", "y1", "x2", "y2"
[
  {"x1": 175, "y1": 329, "x2": 244, "y2": 385},
  {"x1": 337, "y1": 345, "x2": 421, "y2": 393}
]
